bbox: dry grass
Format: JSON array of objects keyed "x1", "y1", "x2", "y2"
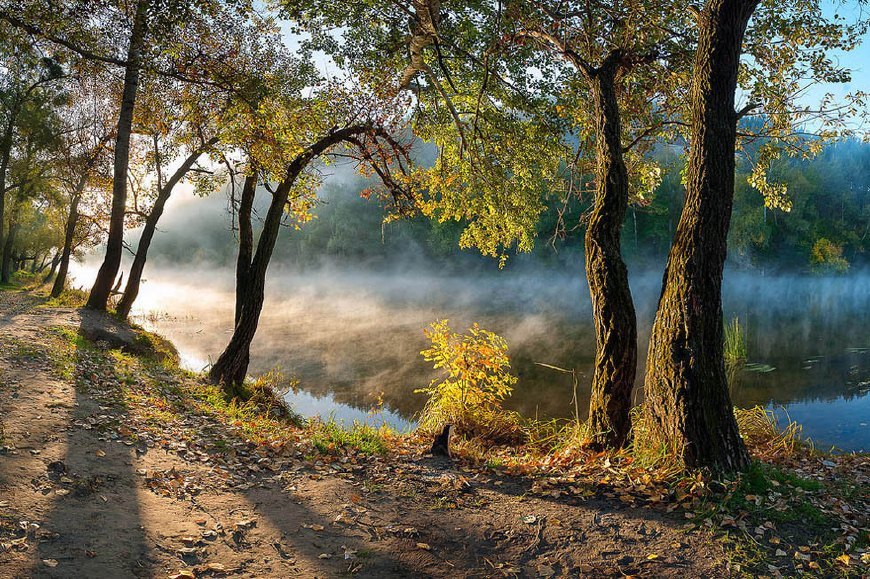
[
  {"x1": 735, "y1": 405, "x2": 805, "y2": 460},
  {"x1": 416, "y1": 399, "x2": 527, "y2": 446}
]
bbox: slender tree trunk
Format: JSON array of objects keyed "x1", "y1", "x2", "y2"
[
  {"x1": 220, "y1": 172, "x2": 258, "y2": 385},
  {"x1": 209, "y1": 126, "x2": 370, "y2": 395},
  {"x1": 234, "y1": 173, "x2": 257, "y2": 325},
  {"x1": 42, "y1": 251, "x2": 60, "y2": 283},
  {"x1": 86, "y1": 0, "x2": 148, "y2": 310},
  {"x1": 36, "y1": 252, "x2": 50, "y2": 273},
  {"x1": 116, "y1": 140, "x2": 215, "y2": 318},
  {"x1": 0, "y1": 116, "x2": 15, "y2": 270},
  {"x1": 642, "y1": 0, "x2": 758, "y2": 473},
  {"x1": 209, "y1": 179, "x2": 291, "y2": 394},
  {"x1": 1, "y1": 218, "x2": 18, "y2": 283},
  {"x1": 52, "y1": 176, "x2": 86, "y2": 298},
  {"x1": 584, "y1": 60, "x2": 637, "y2": 449}
]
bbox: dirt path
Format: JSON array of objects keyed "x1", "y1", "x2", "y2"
[{"x1": 0, "y1": 291, "x2": 730, "y2": 578}]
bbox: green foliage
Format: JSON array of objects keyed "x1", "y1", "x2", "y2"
[
  {"x1": 416, "y1": 319, "x2": 524, "y2": 444},
  {"x1": 810, "y1": 237, "x2": 849, "y2": 273},
  {"x1": 41, "y1": 286, "x2": 88, "y2": 308}
]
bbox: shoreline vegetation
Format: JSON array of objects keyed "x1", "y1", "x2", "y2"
[{"x1": 2, "y1": 275, "x2": 867, "y2": 577}]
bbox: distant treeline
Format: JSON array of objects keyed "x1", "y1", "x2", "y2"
[{"x1": 148, "y1": 139, "x2": 868, "y2": 274}]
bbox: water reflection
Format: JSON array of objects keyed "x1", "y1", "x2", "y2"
[{"x1": 70, "y1": 263, "x2": 869, "y2": 451}]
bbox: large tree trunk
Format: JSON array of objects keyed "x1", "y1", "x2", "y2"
[
  {"x1": 584, "y1": 58, "x2": 637, "y2": 449},
  {"x1": 51, "y1": 175, "x2": 86, "y2": 298},
  {"x1": 116, "y1": 141, "x2": 215, "y2": 318},
  {"x1": 86, "y1": 0, "x2": 148, "y2": 310},
  {"x1": 642, "y1": 0, "x2": 758, "y2": 473}
]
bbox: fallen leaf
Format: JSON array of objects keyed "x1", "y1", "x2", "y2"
[
  {"x1": 95, "y1": 450, "x2": 106, "y2": 458},
  {"x1": 42, "y1": 559, "x2": 59, "y2": 568},
  {"x1": 318, "y1": 553, "x2": 332, "y2": 559},
  {"x1": 521, "y1": 515, "x2": 537, "y2": 524},
  {"x1": 646, "y1": 554, "x2": 659, "y2": 560},
  {"x1": 416, "y1": 542, "x2": 431, "y2": 551},
  {"x1": 835, "y1": 554, "x2": 850, "y2": 566},
  {"x1": 168, "y1": 571, "x2": 196, "y2": 579}
]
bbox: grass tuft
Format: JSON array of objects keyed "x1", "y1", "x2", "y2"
[
  {"x1": 309, "y1": 419, "x2": 390, "y2": 456},
  {"x1": 735, "y1": 406, "x2": 805, "y2": 460}
]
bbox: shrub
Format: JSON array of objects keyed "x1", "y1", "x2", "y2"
[
  {"x1": 810, "y1": 238, "x2": 849, "y2": 273},
  {"x1": 415, "y1": 319, "x2": 524, "y2": 445}
]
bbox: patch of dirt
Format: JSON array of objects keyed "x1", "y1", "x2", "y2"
[{"x1": 0, "y1": 291, "x2": 730, "y2": 578}]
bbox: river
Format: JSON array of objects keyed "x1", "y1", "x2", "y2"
[{"x1": 70, "y1": 263, "x2": 869, "y2": 452}]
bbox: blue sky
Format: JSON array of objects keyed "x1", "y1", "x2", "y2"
[{"x1": 806, "y1": 1, "x2": 870, "y2": 107}]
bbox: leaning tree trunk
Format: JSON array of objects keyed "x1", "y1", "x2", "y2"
[
  {"x1": 642, "y1": 0, "x2": 758, "y2": 473},
  {"x1": 208, "y1": 178, "x2": 291, "y2": 394},
  {"x1": 42, "y1": 251, "x2": 60, "y2": 283},
  {"x1": 234, "y1": 173, "x2": 257, "y2": 325},
  {"x1": 584, "y1": 59, "x2": 637, "y2": 449},
  {"x1": 86, "y1": 0, "x2": 147, "y2": 310},
  {"x1": 209, "y1": 126, "x2": 370, "y2": 395},
  {"x1": 51, "y1": 176, "x2": 86, "y2": 298},
  {"x1": 116, "y1": 140, "x2": 215, "y2": 318},
  {"x1": 222, "y1": 172, "x2": 258, "y2": 384}
]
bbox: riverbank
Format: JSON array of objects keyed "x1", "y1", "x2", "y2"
[{"x1": 1, "y1": 283, "x2": 867, "y2": 577}]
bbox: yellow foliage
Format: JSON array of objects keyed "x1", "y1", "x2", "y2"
[{"x1": 415, "y1": 320, "x2": 524, "y2": 444}]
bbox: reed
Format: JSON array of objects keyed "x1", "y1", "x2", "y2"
[{"x1": 724, "y1": 316, "x2": 747, "y2": 368}]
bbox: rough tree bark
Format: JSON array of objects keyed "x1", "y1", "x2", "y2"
[
  {"x1": 642, "y1": 0, "x2": 759, "y2": 473},
  {"x1": 209, "y1": 126, "x2": 374, "y2": 395},
  {"x1": 514, "y1": 34, "x2": 643, "y2": 449},
  {"x1": 584, "y1": 55, "x2": 637, "y2": 449},
  {"x1": 116, "y1": 139, "x2": 217, "y2": 318},
  {"x1": 86, "y1": 0, "x2": 148, "y2": 310}
]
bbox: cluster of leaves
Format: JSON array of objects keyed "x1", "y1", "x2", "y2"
[{"x1": 416, "y1": 319, "x2": 524, "y2": 443}]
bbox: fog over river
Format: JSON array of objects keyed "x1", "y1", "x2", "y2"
[{"x1": 69, "y1": 260, "x2": 869, "y2": 452}]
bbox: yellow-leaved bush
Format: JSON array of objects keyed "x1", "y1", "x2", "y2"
[{"x1": 415, "y1": 320, "x2": 525, "y2": 445}]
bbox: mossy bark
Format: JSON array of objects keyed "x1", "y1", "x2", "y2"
[
  {"x1": 643, "y1": 0, "x2": 758, "y2": 473},
  {"x1": 584, "y1": 58, "x2": 637, "y2": 449}
]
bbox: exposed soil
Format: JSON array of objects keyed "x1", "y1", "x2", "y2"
[{"x1": 1, "y1": 290, "x2": 735, "y2": 577}]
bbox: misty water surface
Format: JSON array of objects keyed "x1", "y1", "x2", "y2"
[{"x1": 70, "y1": 261, "x2": 869, "y2": 452}]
